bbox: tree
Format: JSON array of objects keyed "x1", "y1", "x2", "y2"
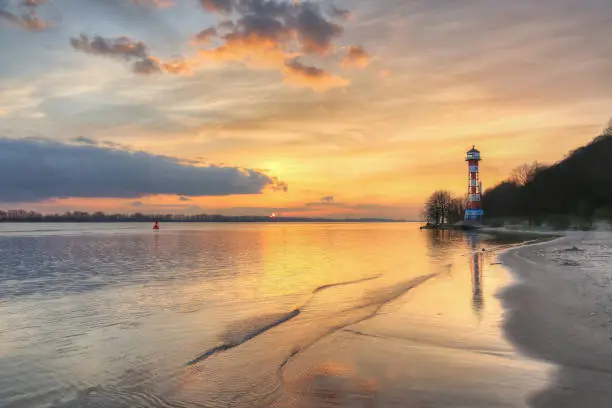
[
  {"x1": 423, "y1": 190, "x2": 453, "y2": 225},
  {"x1": 447, "y1": 197, "x2": 466, "y2": 224},
  {"x1": 603, "y1": 118, "x2": 612, "y2": 137},
  {"x1": 510, "y1": 162, "x2": 547, "y2": 186}
]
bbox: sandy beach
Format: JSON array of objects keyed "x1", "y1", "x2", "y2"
[{"x1": 500, "y1": 230, "x2": 612, "y2": 407}]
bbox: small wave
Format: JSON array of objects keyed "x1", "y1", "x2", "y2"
[{"x1": 186, "y1": 309, "x2": 301, "y2": 366}]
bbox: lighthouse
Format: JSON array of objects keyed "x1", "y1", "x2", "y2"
[{"x1": 464, "y1": 146, "x2": 484, "y2": 222}]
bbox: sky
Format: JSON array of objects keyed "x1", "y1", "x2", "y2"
[{"x1": 1, "y1": 0, "x2": 611, "y2": 219}]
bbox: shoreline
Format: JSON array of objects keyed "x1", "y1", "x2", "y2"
[{"x1": 498, "y1": 231, "x2": 612, "y2": 407}]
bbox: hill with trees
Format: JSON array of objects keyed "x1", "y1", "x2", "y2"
[{"x1": 482, "y1": 124, "x2": 612, "y2": 228}]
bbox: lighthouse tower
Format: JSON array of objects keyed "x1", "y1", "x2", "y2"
[{"x1": 464, "y1": 146, "x2": 484, "y2": 222}]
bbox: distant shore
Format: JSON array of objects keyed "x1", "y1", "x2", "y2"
[
  {"x1": 0, "y1": 216, "x2": 408, "y2": 223},
  {"x1": 499, "y1": 231, "x2": 612, "y2": 407}
]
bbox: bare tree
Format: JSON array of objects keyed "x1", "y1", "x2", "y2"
[
  {"x1": 423, "y1": 190, "x2": 453, "y2": 225},
  {"x1": 604, "y1": 118, "x2": 612, "y2": 136},
  {"x1": 510, "y1": 162, "x2": 547, "y2": 186},
  {"x1": 448, "y1": 197, "x2": 466, "y2": 224}
]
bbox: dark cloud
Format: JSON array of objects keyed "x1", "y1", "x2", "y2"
[
  {"x1": 235, "y1": 0, "x2": 290, "y2": 18},
  {"x1": 230, "y1": 13, "x2": 291, "y2": 42},
  {"x1": 72, "y1": 136, "x2": 98, "y2": 145},
  {"x1": 283, "y1": 58, "x2": 349, "y2": 91},
  {"x1": 0, "y1": 138, "x2": 287, "y2": 202},
  {"x1": 70, "y1": 34, "x2": 191, "y2": 75},
  {"x1": 285, "y1": 58, "x2": 326, "y2": 78},
  {"x1": 179, "y1": 196, "x2": 191, "y2": 201},
  {"x1": 132, "y1": 56, "x2": 163, "y2": 74},
  {"x1": 292, "y1": 4, "x2": 343, "y2": 54},
  {"x1": 70, "y1": 34, "x2": 148, "y2": 60},
  {"x1": 194, "y1": 27, "x2": 217, "y2": 44},
  {"x1": 0, "y1": 0, "x2": 52, "y2": 31}
]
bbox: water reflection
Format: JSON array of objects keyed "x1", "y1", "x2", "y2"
[
  {"x1": 466, "y1": 232, "x2": 485, "y2": 318},
  {"x1": 0, "y1": 223, "x2": 551, "y2": 408}
]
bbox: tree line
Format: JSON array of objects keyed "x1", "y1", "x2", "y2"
[{"x1": 0, "y1": 210, "x2": 402, "y2": 223}]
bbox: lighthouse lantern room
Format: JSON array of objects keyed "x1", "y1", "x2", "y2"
[{"x1": 464, "y1": 146, "x2": 484, "y2": 222}]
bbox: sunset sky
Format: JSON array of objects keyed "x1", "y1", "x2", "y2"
[{"x1": 1, "y1": 0, "x2": 611, "y2": 219}]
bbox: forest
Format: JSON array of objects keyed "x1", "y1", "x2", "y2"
[{"x1": 482, "y1": 125, "x2": 612, "y2": 227}]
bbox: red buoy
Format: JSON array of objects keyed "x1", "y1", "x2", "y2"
[{"x1": 153, "y1": 220, "x2": 159, "y2": 230}]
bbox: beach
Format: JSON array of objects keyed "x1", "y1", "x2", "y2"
[{"x1": 500, "y1": 230, "x2": 612, "y2": 407}]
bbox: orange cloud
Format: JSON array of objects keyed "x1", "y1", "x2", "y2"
[
  {"x1": 160, "y1": 58, "x2": 195, "y2": 75},
  {"x1": 341, "y1": 46, "x2": 371, "y2": 69},
  {"x1": 191, "y1": 0, "x2": 367, "y2": 91},
  {"x1": 200, "y1": 33, "x2": 300, "y2": 69},
  {"x1": 132, "y1": 56, "x2": 194, "y2": 75},
  {"x1": 283, "y1": 59, "x2": 350, "y2": 92}
]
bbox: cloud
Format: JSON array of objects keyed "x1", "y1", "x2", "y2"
[
  {"x1": 193, "y1": 0, "x2": 366, "y2": 90},
  {"x1": 179, "y1": 196, "x2": 191, "y2": 201},
  {"x1": 283, "y1": 59, "x2": 350, "y2": 91},
  {"x1": 131, "y1": 0, "x2": 174, "y2": 8},
  {"x1": 194, "y1": 27, "x2": 218, "y2": 44},
  {"x1": 341, "y1": 46, "x2": 371, "y2": 69},
  {"x1": 0, "y1": 138, "x2": 287, "y2": 202},
  {"x1": 0, "y1": 0, "x2": 52, "y2": 31},
  {"x1": 199, "y1": 0, "x2": 233, "y2": 14},
  {"x1": 330, "y1": 5, "x2": 351, "y2": 20},
  {"x1": 70, "y1": 34, "x2": 148, "y2": 60},
  {"x1": 292, "y1": 5, "x2": 343, "y2": 55},
  {"x1": 70, "y1": 34, "x2": 192, "y2": 76},
  {"x1": 72, "y1": 136, "x2": 98, "y2": 145},
  {"x1": 321, "y1": 195, "x2": 334, "y2": 203},
  {"x1": 130, "y1": 200, "x2": 144, "y2": 207}
]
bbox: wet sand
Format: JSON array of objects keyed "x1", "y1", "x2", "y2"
[{"x1": 500, "y1": 231, "x2": 612, "y2": 407}]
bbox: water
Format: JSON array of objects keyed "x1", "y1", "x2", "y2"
[{"x1": 0, "y1": 223, "x2": 552, "y2": 408}]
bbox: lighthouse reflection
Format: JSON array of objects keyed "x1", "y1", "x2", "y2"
[{"x1": 466, "y1": 232, "x2": 484, "y2": 318}]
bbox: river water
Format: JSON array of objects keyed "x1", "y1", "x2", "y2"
[{"x1": 0, "y1": 223, "x2": 552, "y2": 408}]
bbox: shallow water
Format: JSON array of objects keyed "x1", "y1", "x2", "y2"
[{"x1": 0, "y1": 223, "x2": 552, "y2": 407}]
